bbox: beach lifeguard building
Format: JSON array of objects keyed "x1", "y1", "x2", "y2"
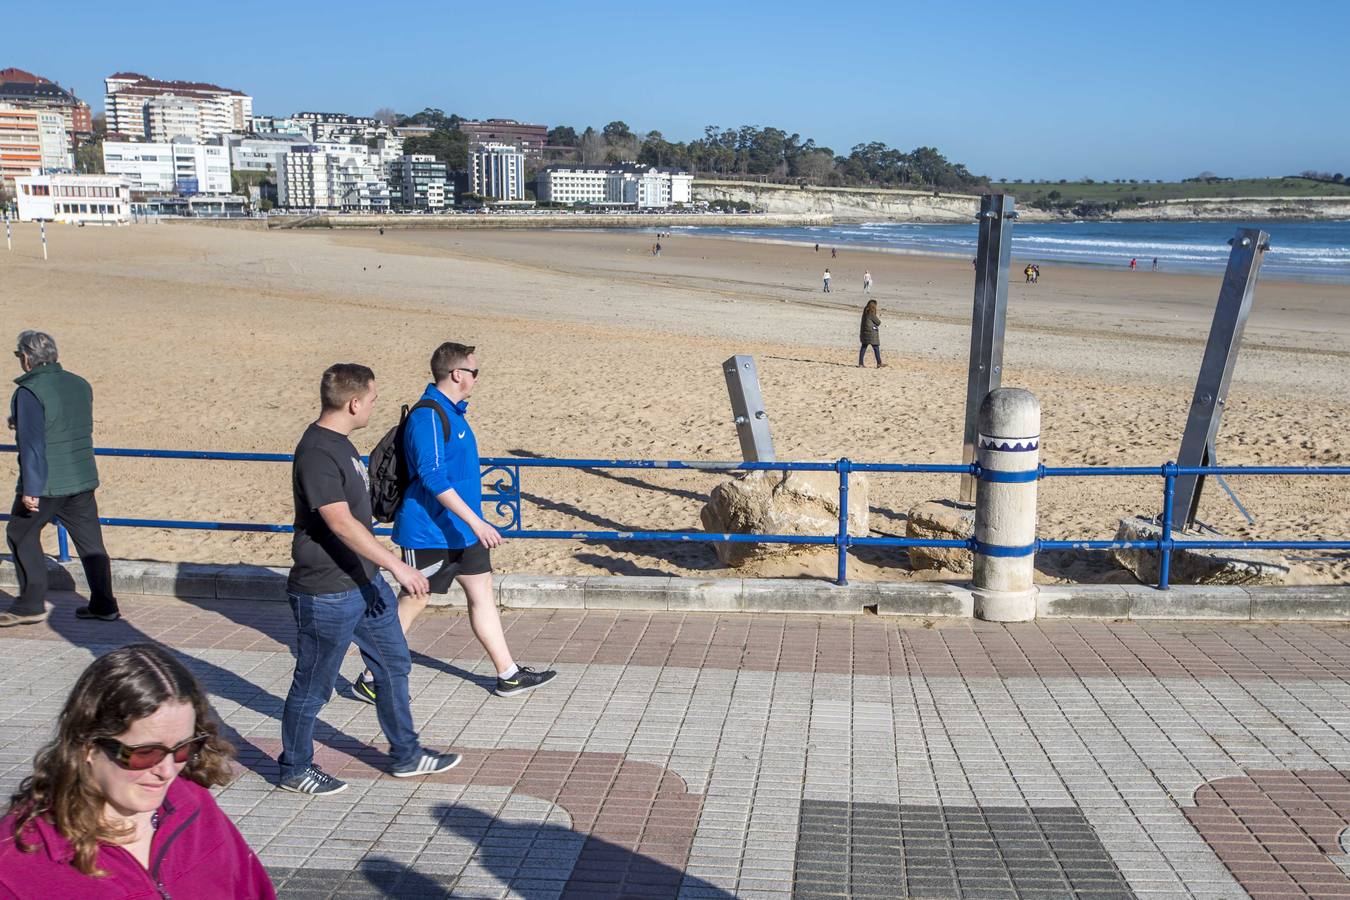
[{"x1": 15, "y1": 173, "x2": 131, "y2": 224}]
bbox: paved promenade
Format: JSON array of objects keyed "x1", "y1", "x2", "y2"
[{"x1": 3, "y1": 592, "x2": 1350, "y2": 898}]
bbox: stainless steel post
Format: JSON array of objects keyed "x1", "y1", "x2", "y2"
[
  {"x1": 1170, "y1": 228, "x2": 1268, "y2": 527},
  {"x1": 960, "y1": 194, "x2": 1015, "y2": 502},
  {"x1": 722, "y1": 355, "x2": 775, "y2": 462}
]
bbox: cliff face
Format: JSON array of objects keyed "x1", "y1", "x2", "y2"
[
  {"x1": 693, "y1": 180, "x2": 1350, "y2": 223},
  {"x1": 693, "y1": 181, "x2": 978, "y2": 222}
]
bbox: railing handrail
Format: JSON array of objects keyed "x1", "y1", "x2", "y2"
[{"x1": 2, "y1": 444, "x2": 1347, "y2": 591}]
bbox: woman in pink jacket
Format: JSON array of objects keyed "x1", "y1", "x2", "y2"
[{"x1": 0, "y1": 643, "x2": 274, "y2": 898}]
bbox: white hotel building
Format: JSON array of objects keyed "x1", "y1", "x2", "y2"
[
  {"x1": 102, "y1": 140, "x2": 232, "y2": 194},
  {"x1": 537, "y1": 164, "x2": 694, "y2": 209}
]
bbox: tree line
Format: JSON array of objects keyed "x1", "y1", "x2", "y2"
[{"x1": 394, "y1": 109, "x2": 988, "y2": 192}]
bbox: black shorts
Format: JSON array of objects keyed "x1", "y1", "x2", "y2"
[{"x1": 401, "y1": 544, "x2": 492, "y2": 593}]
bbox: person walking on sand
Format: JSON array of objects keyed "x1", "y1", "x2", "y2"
[
  {"x1": 831, "y1": 247, "x2": 837, "y2": 258},
  {"x1": 814, "y1": 243, "x2": 819, "y2": 252},
  {"x1": 858, "y1": 299, "x2": 884, "y2": 367},
  {"x1": 2, "y1": 331, "x2": 120, "y2": 628},
  {"x1": 1031, "y1": 264, "x2": 1040, "y2": 284},
  {"x1": 1152, "y1": 257, "x2": 1158, "y2": 271},
  {"x1": 822, "y1": 269, "x2": 832, "y2": 292},
  {"x1": 1129, "y1": 257, "x2": 1137, "y2": 271},
  {"x1": 353, "y1": 342, "x2": 557, "y2": 703},
  {"x1": 1024, "y1": 264, "x2": 1034, "y2": 283},
  {"x1": 863, "y1": 270, "x2": 872, "y2": 293},
  {"x1": 279, "y1": 363, "x2": 458, "y2": 795}
]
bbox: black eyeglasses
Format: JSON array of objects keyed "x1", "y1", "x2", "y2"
[
  {"x1": 453, "y1": 368, "x2": 479, "y2": 378},
  {"x1": 12, "y1": 351, "x2": 20, "y2": 359},
  {"x1": 93, "y1": 734, "x2": 210, "y2": 770}
]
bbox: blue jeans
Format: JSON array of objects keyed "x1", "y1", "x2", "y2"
[{"x1": 279, "y1": 578, "x2": 420, "y2": 780}]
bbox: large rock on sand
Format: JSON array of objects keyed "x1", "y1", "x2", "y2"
[
  {"x1": 700, "y1": 471, "x2": 869, "y2": 567},
  {"x1": 1111, "y1": 516, "x2": 1289, "y2": 586},
  {"x1": 906, "y1": 499, "x2": 974, "y2": 573}
]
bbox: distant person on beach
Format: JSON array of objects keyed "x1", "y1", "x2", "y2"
[
  {"x1": 831, "y1": 247, "x2": 837, "y2": 258},
  {"x1": 655, "y1": 241, "x2": 662, "y2": 256},
  {"x1": 1024, "y1": 264, "x2": 1034, "y2": 283},
  {"x1": 280, "y1": 363, "x2": 458, "y2": 795},
  {"x1": 1152, "y1": 257, "x2": 1158, "y2": 271},
  {"x1": 823, "y1": 269, "x2": 832, "y2": 292},
  {"x1": 0, "y1": 644, "x2": 275, "y2": 898},
  {"x1": 863, "y1": 270, "x2": 873, "y2": 293},
  {"x1": 858, "y1": 299, "x2": 884, "y2": 367},
  {"x1": 1031, "y1": 265, "x2": 1040, "y2": 284},
  {"x1": 814, "y1": 243, "x2": 819, "y2": 252},
  {"x1": 1129, "y1": 258, "x2": 1137, "y2": 271},
  {"x1": 2, "y1": 330, "x2": 119, "y2": 628},
  {"x1": 353, "y1": 343, "x2": 556, "y2": 702}
]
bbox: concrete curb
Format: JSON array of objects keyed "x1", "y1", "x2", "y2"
[{"x1": 2, "y1": 558, "x2": 1349, "y2": 622}]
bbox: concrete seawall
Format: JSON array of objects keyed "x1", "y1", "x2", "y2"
[
  {"x1": 5, "y1": 557, "x2": 1347, "y2": 621},
  {"x1": 268, "y1": 212, "x2": 832, "y2": 230}
]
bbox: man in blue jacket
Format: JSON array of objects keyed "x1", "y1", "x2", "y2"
[{"x1": 354, "y1": 342, "x2": 556, "y2": 699}]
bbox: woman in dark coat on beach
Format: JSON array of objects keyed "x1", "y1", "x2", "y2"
[{"x1": 858, "y1": 299, "x2": 884, "y2": 367}]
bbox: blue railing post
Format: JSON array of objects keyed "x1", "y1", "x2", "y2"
[
  {"x1": 1159, "y1": 461, "x2": 1177, "y2": 590},
  {"x1": 836, "y1": 458, "x2": 851, "y2": 587},
  {"x1": 56, "y1": 521, "x2": 70, "y2": 562}
]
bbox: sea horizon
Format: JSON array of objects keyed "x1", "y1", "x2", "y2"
[{"x1": 668, "y1": 219, "x2": 1350, "y2": 284}]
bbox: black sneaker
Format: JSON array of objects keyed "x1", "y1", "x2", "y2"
[
  {"x1": 75, "y1": 605, "x2": 121, "y2": 622},
  {"x1": 279, "y1": 765, "x2": 349, "y2": 796},
  {"x1": 495, "y1": 666, "x2": 557, "y2": 698},
  {"x1": 352, "y1": 676, "x2": 377, "y2": 705},
  {"x1": 391, "y1": 751, "x2": 461, "y2": 778}
]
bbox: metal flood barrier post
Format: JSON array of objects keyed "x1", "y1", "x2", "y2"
[
  {"x1": 1170, "y1": 227, "x2": 1269, "y2": 528},
  {"x1": 722, "y1": 355, "x2": 775, "y2": 462},
  {"x1": 960, "y1": 194, "x2": 1016, "y2": 502}
]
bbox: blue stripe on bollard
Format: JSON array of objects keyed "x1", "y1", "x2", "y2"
[
  {"x1": 974, "y1": 467, "x2": 1041, "y2": 484},
  {"x1": 971, "y1": 540, "x2": 1037, "y2": 558}
]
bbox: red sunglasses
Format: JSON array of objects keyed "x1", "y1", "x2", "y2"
[{"x1": 93, "y1": 734, "x2": 209, "y2": 770}]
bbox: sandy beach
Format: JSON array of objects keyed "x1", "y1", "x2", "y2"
[{"x1": 2, "y1": 220, "x2": 1347, "y2": 584}]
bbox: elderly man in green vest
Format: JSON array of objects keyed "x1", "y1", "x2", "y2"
[{"x1": 1, "y1": 331, "x2": 120, "y2": 627}]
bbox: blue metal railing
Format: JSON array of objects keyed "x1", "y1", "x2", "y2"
[{"x1": 2, "y1": 444, "x2": 1348, "y2": 590}]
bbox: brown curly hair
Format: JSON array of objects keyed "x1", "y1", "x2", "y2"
[{"x1": 5, "y1": 643, "x2": 237, "y2": 876}]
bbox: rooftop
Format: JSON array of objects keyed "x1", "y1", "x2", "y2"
[{"x1": 106, "y1": 73, "x2": 248, "y2": 97}]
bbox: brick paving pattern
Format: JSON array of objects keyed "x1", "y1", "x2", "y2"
[{"x1": 2, "y1": 592, "x2": 1350, "y2": 897}]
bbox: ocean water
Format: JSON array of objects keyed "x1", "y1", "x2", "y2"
[{"x1": 676, "y1": 219, "x2": 1350, "y2": 283}]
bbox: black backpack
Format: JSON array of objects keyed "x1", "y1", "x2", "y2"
[{"x1": 368, "y1": 399, "x2": 451, "y2": 523}]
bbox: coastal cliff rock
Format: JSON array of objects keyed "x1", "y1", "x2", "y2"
[
  {"x1": 693, "y1": 180, "x2": 1350, "y2": 224},
  {"x1": 700, "y1": 471, "x2": 869, "y2": 567}
]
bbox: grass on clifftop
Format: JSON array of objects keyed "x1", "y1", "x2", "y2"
[{"x1": 989, "y1": 177, "x2": 1350, "y2": 206}]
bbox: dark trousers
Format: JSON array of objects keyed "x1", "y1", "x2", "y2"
[
  {"x1": 858, "y1": 343, "x2": 882, "y2": 366},
  {"x1": 6, "y1": 491, "x2": 118, "y2": 616}
]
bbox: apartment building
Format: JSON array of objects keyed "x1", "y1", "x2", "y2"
[
  {"x1": 102, "y1": 139, "x2": 232, "y2": 194},
  {"x1": 0, "y1": 104, "x2": 71, "y2": 183},
  {"x1": 388, "y1": 154, "x2": 450, "y2": 209},
  {"x1": 470, "y1": 143, "x2": 526, "y2": 201},
  {"x1": 229, "y1": 133, "x2": 313, "y2": 173},
  {"x1": 0, "y1": 70, "x2": 92, "y2": 149},
  {"x1": 14, "y1": 173, "x2": 130, "y2": 223},
  {"x1": 277, "y1": 145, "x2": 390, "y2": 211},
  {"x1": 104, "y1": 72, "x2": 252, "y2": 141}
]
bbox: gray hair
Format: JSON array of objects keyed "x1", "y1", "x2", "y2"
[{"x1": 16, "y1": 331, "x2": 58, "y2": 366}]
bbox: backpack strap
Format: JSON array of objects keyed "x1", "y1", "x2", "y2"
[{"x1": 405, "y1": 399, "x2": 452, "y2": 445}]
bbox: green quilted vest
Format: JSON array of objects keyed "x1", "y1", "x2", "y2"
[{"x1": 11, "y1": 363, "x2": 99, "y2": 497}]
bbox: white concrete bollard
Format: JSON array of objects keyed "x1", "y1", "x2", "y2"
[{"x1": 972, "y1": 388, "x2": 1040, "y2": 621}]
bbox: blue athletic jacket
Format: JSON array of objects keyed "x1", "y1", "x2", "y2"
[{"x1": 391, "y1": 385, "x2": 482, "y2": 549}]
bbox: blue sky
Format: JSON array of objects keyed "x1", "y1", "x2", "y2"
[{"x1": 9, "y1": 0, "x2": 1346, "y2": 180}]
